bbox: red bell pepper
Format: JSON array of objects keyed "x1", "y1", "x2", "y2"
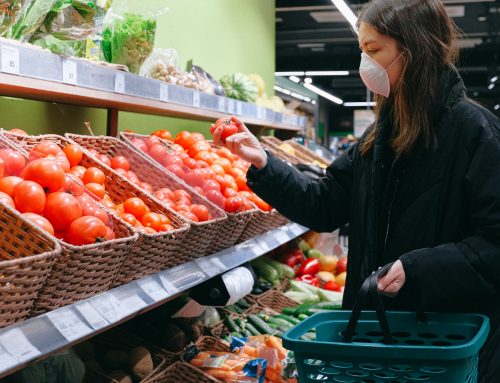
[
  {"x1": 295, "y1": 274, "x2": 320, "y2": 286},
  {"x1": 279, "y1": 249, "x2": 304, "y2": 268},
  {"x1": 323, "y1": 280, "x2": 342, "y2": 292},
  {"x1": 296, "y1": 258, "x2": 320, "y2": 276}
]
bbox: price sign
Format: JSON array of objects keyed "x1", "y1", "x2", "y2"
[
  {"x1": 159, "y1": 274, "x2": 179, "y2": 295},
  {"x1": 47, "y1": 309, "x2": 92, "y2": 342},
  {"x1": 236, "y1": 102, "x2": 243, "y2": 115},
  {"x1": 228, "y1": 100, "x2": 235, "y2": 114},
  {"x1": 90, "y1": 294, "x2": 124, "y2": 323},
  {"x1": 114, "y1": 72, "x2": 125, "y2": 94},
  {"x1": 1, "y1": 45, "x2": 19, "y2": 75},
  {"x1": 0, "y1": 329, "x2": 40, "y2": 362},
  {"x1": 257, "y1": 107, "x2": 266, "y2": 120},
  {"x1": 193, "y1": 91, "x2": 201, "y2": 107},
  {"x1": 218, "y1": 97, "x2": 225, "y2": 112},
  {"x1": 160, "y1": 83, "x2": 169, "y2": 102},
  {"x1": 138, "y1": 279, "x2": 168, "y2": 302},
  {"x1": 75, "y1": 302, "x2": 108, "y2": 330},
  {"x1": 62, "y1": 59, "x2": 77, "y2": 85},
  {"x1": 0, "y1": 344, "x2": 18, "y2": 371},
  {"x1": 275, "y1": 230, "x2": 289, "y2": 243},
  {"x1": 120, "y1": 295, "x2": 147, "y2": 316},
  {"x1": 196, "y1": 257, "x2": 226, "y2": 277}
]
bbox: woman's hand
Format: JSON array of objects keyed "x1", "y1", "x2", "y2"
[
  {"x1": 377, "y1": 260, "x2": 406, "y2": 297},
  {"x1": 212, "y1": 116, "x2": 268, "y2": 169}
]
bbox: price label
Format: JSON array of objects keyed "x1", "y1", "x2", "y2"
[
  {"x1": 1, "y1": 45, "x2": 19, "y2": 75},
  {"x1": 218, "y1": 97, "x2": 225, "y2": 112},
  {"x1": 47, "y1": 309, "x2": 92, "y2": 342},
  {"x1": 0, "y1": 344, "x2": 18, "y2": 371},
  {"x1": 290, "y1": 224, "x2": 304, "y2": 236},
  {"x1": 275, "y1": 230, "x2": 289, "y2": 243},
  {"x1": 236, "y1": 102, "x2": 243, "y2": 115},
  {"x1": 114, "y1": 72, "x2": 125, "y2": 94},
  {"x1": 62, "y1": 59, "x2": 77, "y2": 85},
  {"x1": 120, "y1": 295, "x2": 147, "y2": 316},
  {"x1": 197, "y1": 257, "x2": 226, "y2": 277},
  {"x1": 160, "y1": 83, "x2": 169, "y2": 102},
  {"x1": 90, "y1": 294, "x2": 124, "y2": 323},
  {"x1": 291, "y1": 115, "x2": 299, "y2": 126},
  {"x1": 259, "y1": 241, "x2": 271, "y2": 253},
  {"x1": 138, "y1": 279, "x2": 168, "y2": 302},
  {"x1": 159, "y1": 274, "x2": 179, "y2": 295},
  {"x1": 75, "y1": 302, "x2": 108, "y2": 330},
  {"x1": 257, "y1": 107, "x2": 266, "y2": 120},
  {"x1": 0, "y1": 329, "x2": 40, "y2": 362},
  {"x1": 228, "y1": 100, "x2": 235, "y2": 114},
  {"x1": 193, "y1": 91, "x2": 201, "y2": 107}
]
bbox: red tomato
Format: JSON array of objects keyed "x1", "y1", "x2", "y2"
[
  {"x1": 196, "y1": 160, "x2": 209, "y2": 169},
  {"x1": 249, "y1": 194, "x2": 272, "y2": 211},
  {"x1": 174, "y1": 190, "x2": 191, "y2": 203},
  {"x1": 203, "y1": 179, "x2": 221, "y2": 193},
  {"x1": 212, "y1": 174, "x2": 228, "y2": 192},
  {"x1": 64, "y1": 216, "x2": 107, "y2": 245},
  {"x1": 85, "y1": 183, "x2": 106, "y2": 200},
  {"x1": 22, "y1": 213, "x2": 54, "y2": 235},
  {"x1": 216, "y1": 147, "x2": 236, "y2": 161},
  {"x1": 181, "y1": 211, "x2": 199, "y2": 222},
  {"x1": 190, "y1": 132, "x2": 205, "y2": 143},
  {"x1": 223, "y1": 187, "x2": 238, "y2": 198},
  {"x1": 81, "y1": 203, "x2": 110, "y2": 226},
  {"x1": 149, "y1": 144, "x2": 168, "y2": 164},
  {"x1": 0, "y1": 157, "x2": 4, "y2": 179},
  {"x1": 141, "y1": 212, "x2": 162, "y2": 230},
  {"x1": 69, "y1": 165, "x2": 86, "y2": 180},
  {"x1": 123, "y1": 197, "x2": 148, "y2": 219},
  {"x1": 183, "y1": 157, "x2": 198, "y2": 169},
  {"x1": 337, "y1": 256, "x2": 348, "y2": 274},
  {"x1": 142, "y1": 227, "x2": 157, "y2": 234},
  {"x1": 171, "y1": 144, "x2": 185, "y2": 153},
  {"x1": 159, "y1": 223, "x2": 174, "y2": 232},
  {"x1": 44, "y1": 192, "x2": 83, "y2": 232},
  {"x1": 0, "y1": 191, "x2": 15, "y2": 208},
  {"x1": 223, "y1": 174, "x2": 238, "y2": 191},
  {"x1": 152, "y1": 130, "x2": 173, "y2": 141},
  {"x1": 58, "y1": 175, "x2": 85, "y2": 196},
  {"x1": 154, "y1": 187, "x2": 175, "y2": 201},
  {"x1": 0, "y1": 149, "x2": 26, "y2": 176},
  {"x1": 105, "y1": 227, "x2": 115, "y2": 240},
  {"x1": 97, "y1": 154, "x2": 112, "y2": 167},
  {"x1": 211, "y1": 118, "x2": 239, "y2": 142},
  {"x1": 240, "y1": 199, "x2": 254, "y2": 211},
  {"x1": 163, "y1": 154, "x2": 184, "y2": 167},
  {"x1": 29, "y1": 141, "x2": 70, "y2": 172},
  {"x1": 229, "y1": 167, "x2": 246, "y2": 179},
  {"x1": 22, "y1": 159, "x2": 65, "y2": 193},
  {"x1": 235, "y1": 176, "x2": 249, "y2": 192},
  {"x1": 158, "y1": 214, "x2": 170, "y2": 224},
  {"x1": 101, "y1": 199, "x2": 115, "y2": 209},
  {"x1": 140, "y1": 182, "x2": 153, "y2": 193},
  {"x1": 210, "y1": 164, "x2": 225, "y2": 176},
  {"x1": 205, "y1": 189, "x2": 225, "y2": 210},
  {"x1": 0, "y1": 176, "x2": 23, "y2": 197},
  {"x1": 146, "y1": 136, "x2": 162, "y2": 150},
  {"x1": 126, "y1": 171, "x2": 140, "y2": 184},
  {"x1": 111, "y1": 156, "x2": 130, "y2": 171},
  {"x1": 130, "y1": 138, "x2": 148, "y2": 152},
  {"x1": 13, "y1": 181, "x2": 46, "y2": 213},
  {"x1": 224, "y1": 196, "x2": 244, "y2": 213},
  {"x1": 188, "y1": 141, "x2": 211, "y2": 158},
  {"x1": 9, "y1": 128, "x2": 28, "y2": 135},
  {"x1": 82, "y1": 167, "x2": 105, "y2": 185},
  {"x1": 119, "y1": 213, "x2": 138, "y2": 227},
  {"x1": 166, "y1": 164, "x2": 186, "y2": 179},
  {"x1": 215, "y1": 158, "x2": 232, "y2": 173},
  {"x1": 63, "y1": 144, "x2": 83, "y2": 167},
  {"x1": 191, "y1": 204, "x2": 209, "y2": 222},
  {"x1": 184, "y1": 172, "x2": 205, "y2": 188},
  {"x1": 175, "y1": 131, "x2": 193, "y2": 148}
]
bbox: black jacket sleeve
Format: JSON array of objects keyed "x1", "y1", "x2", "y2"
[
  {"x1": 400, "y1": 112, "x2": 500, "y2": 311},
  {"x1": 246, "y1": 145, "x2": 356, "y2": 232}
]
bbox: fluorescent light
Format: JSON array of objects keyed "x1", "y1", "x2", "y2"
[
  {"x1": 331, "y1": 0, "x2": 358, "y2": 32},
  {"x1": 304, "y1": 77, "x2": 313, "y2": 84},
  {"x1": 489, "y1": 83, "x2": 495, "y2": 90},
  {"x1": 274, "y1": 85, "x2": 315, "y2": 104},
  {"x1": 495, "y1": 104, "x2": 500, "y2": 111},
  {"x1": 491, "y1": 76, "x2": 498, "y2": 83},
  {"x1": 304, "y1": 83, "x2": 343, "y2": 104},
  {"x1": 312, "y1": 100, "x2": 317, "y2": 105},
  {"x1": 305, "y1": 70, "x2": 350, "y2": 76},
  {"x1": 289, "y1": 76, "x2": 301, "y2": 83},
  {"x1": 297, "y1": 43, "x2": 326, "y2": 49},
  {"x1": 275, "y1": 71, "x2": 305, "y2": 77},
  {"x1": 344, "y1": 102, "x2": 377, "y2": 107},
  {"x1": 478, "y1": 15, "x2": 487, "y2": 21}
]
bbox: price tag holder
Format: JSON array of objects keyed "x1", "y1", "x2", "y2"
[
  {"x1": 138, "y1": 279, "x2": 168, "y2": 302},
  {"x1": 47, "y1": 309, "x2": 92, "y2": 342},
  {"x1": 75, "y1": 302, "x2": 109, "y2": 330},
  {"x1": 1, "y1": 45, "x2": 19, "y2": 75},
  {"x1": 192, "y1": 91, "x2": 201, "y2": 108},
  {"x1": 90, "y1": 294, "x2": 125, "y2": 323},
  {"x1": 195, "y1": 257, "x2": 225, "y2": 278},
  {"x1": 159, "y1": 274, "x2": 179, "y2": 295},
  {"x1": 275, "y1": 230, "x2": 290, "y2": 243},
  {"x1": 290, "y1": 224, "x2": 304, "y2": 236},
  {"x1": 228, "y1": 100, "x2": 235, "y2": 114},
  {"x1": 0, "y1": 328, "x2": 40, "y2": 362},
  {"x1": 218, "y1": 97, "x2": 225, "y2": 112},
  {"x1": 258, "y1": 241, "x2": 272, "y2": 253},
  {"x1": 120, "y1": 295, "x2": 147, "y2": 316},
  {"x1": 160, "y1": 83, "x2": 169, "y2": 102},
  {"x1": 257, "y1": 107, "x2": 266, "y2": 120},
  {"x1": 0, "y1": 344, "x2": 17, "y2": 371},
  {"x1": 236, "y1": 102, "x2": 243, "y2": 115},
  {"x1": 114, "y1": 72, "x2": 125, "y2": 94},
  {"x1": 62, "y1": 59, "x2": 77, "y2": 85}
]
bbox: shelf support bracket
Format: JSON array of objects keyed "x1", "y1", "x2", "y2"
[{"x1": 107, "y1": 108, "x2": 119, "y2": 137}]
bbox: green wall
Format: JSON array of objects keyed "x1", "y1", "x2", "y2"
[{"x1": 0, "y1": 0, "x2": 276, "y2": 137}]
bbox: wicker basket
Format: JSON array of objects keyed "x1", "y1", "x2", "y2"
[
  {"x1": 150, "y1": 362, "x2": 219, "y2": 383},
  {"x1": 66, "y1": 133, "x2": 229, "y2": 260},
  {"x1": 238, "y1": 209, "x2": 288, "y2": 242},
  {"x1": 180, "y1": 336, "x2": 230, "y2": 363},
  {"x1": 260, "y1": 136, "x2": 300, "y2": 165},
  {"x1": 257, "y1": 290, "x2": 299, "y2": 312},
  {"x1": 121, "y1": 132, "x2": 255, "y2": 252},
  {"x1": 283, "y1": 139, "x2": 331, "y2": 167},
  {"x1": 0, "y1": 203, "x2": 60, "y2": 327}
]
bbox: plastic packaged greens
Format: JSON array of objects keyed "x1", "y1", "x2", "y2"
[
  {"x1": 102, "y1": 0, "x2": 167, "y2": 73},
  {"x1": 7, "y1": 0, "x2": 58, "y2": 42},
  {"x1": 0, "y1": 0, "x2": 25, "y2": 37}
]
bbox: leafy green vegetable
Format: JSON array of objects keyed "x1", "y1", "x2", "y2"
[
  {"x1": 7, "y1": 0, "x2": 58, "y2": 41},
  {"x1": 0, "y1": 0, "x2": 24, "y2": 37},
  {"x1": 102, "y1": 12, "x2": 156, "y2": 73}
]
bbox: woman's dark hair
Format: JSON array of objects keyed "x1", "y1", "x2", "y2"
[{"x1": 358, "y1": 0, "x2": 460, "y2": 156}]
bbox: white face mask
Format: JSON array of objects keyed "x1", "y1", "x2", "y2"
[{"x1": 359, "y1": 52, "x2": 402, "y2": 97}]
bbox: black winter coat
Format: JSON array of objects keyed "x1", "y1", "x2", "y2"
[{"x1": 247, "y1": 67, "x2": 500, "y2": 381}]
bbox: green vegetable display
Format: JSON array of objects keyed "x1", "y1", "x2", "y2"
[
  {"x1": 7, "y1": 0, "x2": 58, "y2": 41},
  {"x1": 0, "y1": 0, "x2": 24, "y2": 37},
  {"x1": 220, "y1": 73, "x2": 258, "y2": 103}
]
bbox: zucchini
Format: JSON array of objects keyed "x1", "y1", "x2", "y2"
[
  {"x1": 236, "y1": 298, "x2": 251, "y2": 309},
  {"x1": 245, "y1": 323, "x2": 261, "y2": 336},
  {"x1": 274, "y1": 314, "x2": 300, "y2": 325},
  {"x1": 224, "y1": 317, "x2": 240, "y2": 333},
  {"x1": 248, "y1": 314, "x2": 277, "y2": 335}
]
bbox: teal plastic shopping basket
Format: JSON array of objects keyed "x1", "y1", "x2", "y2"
[{"x1": 283, "y1": 263, "x2": 490, "y2": 383}]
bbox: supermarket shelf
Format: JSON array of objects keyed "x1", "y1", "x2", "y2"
[
  {"x1": 0, "y1": 41, "x2": 306, "y2": 135},
  {"x1": 0, "y1": 222, "x2": 307, "y2": 378}
]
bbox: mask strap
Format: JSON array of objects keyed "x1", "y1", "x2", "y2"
[{"x1": 386, "y1": 53, "x2": 404, "y2": 71}]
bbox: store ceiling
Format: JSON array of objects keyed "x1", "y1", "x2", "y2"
[{"x1": 276, "y1": 0, "x2": 500, "y2": 110}]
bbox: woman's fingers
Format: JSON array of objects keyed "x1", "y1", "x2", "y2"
[
  {"x1": 231, "y1": 116, "x2": 251, "y2": 133},
  {"x1": 212, "y1": 126, "x2": 224, "y2": 146}
]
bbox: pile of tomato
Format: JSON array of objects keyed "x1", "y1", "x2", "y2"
[{"x1": 128, "y1": 129, "x2": 272, "y2": 214}]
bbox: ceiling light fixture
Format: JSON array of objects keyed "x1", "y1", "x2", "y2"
[
  {"x1": 330, "y1": 0, "x2": 358, "y2": 32},
  {"x1": 305, "y1": 70, "x2": 350, "y2": 76},
  {"x1": 274, "y1": 85, "x2": 315, "y2": 104},
  {"x1": 343, "y1": 102, "x2": 377, "y2": 107},
  {"x1": 495, "y1": 104, "x2": 500, "y2": 111},
  {"x1": 275, "y1": 71, "x2": 305, "y2": 77},
  {"x1": 304, "y1": 77, "x2": 313, "y2": 84},
  {"x1": 491, "y1": 76, "x2": 498, "y2": 83},
  {"x1": 478, "y1": 15, "x2": 487, "y2": 21},
  {"x1": 289, "y1": 76, "x2": 301, "y2": 83},
  {"x1": 488, "y1": 83, "x2": 495, "y2": 90},
  {"x1": 304, "y1": 83, "x2": 343, "y2": 104}
]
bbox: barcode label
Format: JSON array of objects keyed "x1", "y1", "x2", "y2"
[
  {"x1": 47, "y1": 309, "x2": 92, "y2": 342},
  {"x1": 90, "y1": 294, "x2": 124, "y2": 322},
  {"x1": 62, "y1": 59, "x2": 77, "y2": 85},
  {"x1": 193, "y1": 91, "x2": 201, "y2": 107},
  {"x1": 0, "y1": 329, "x2": 40, "y2": 362},
  {"x1": 159, "y1": 274, "x2": 179, "y2": 295},
  {"x1": 114, "y1": 73, "x2": 125, "y2": 93},
  {"x1": 138, "y1": 279, "x2": 168, "y2": 302},
  {"x1": 236, "y1": 102, "x2": 243, "y2": 115},
  {"x1": 0, "y1": 344, "x2": 18, "y2": 371},
  {"x1": 160, "y1": 83, "x2": 169, "y2": 102},
  {"x1": 218, "y1": 97, "x2": 225, "y2": 112},
  {"x1": 1, "y1": 45, "x2": 19, "y2": 75},
  {"x1": 120, "y1": 295, "x2": 147, "y2": 316},
  {"x1": 75, "y1": 302, "x2": 109, "y2": 330}
]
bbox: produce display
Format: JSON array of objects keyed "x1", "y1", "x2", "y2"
[
  {"x1": 6, "y1": 0, "x2": 58, "y2": 42},
  {"x1": 0, "y1": 0, "x2": 23, "y2": 36},
  {"x1": 220, "y1": 73, "x2": 259, "y2": 103}
]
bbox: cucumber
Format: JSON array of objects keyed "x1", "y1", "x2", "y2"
[
  {"x1": 261, "y1": 257, "x2": 295, "y2": 279},
  {"x1": 260, "y1": 257, "x2": 283, "y2": 278},
  {"x1": 282, "y1": 307, "x2": 298, "y2": 316},
  {"x1": 224, "y1": 317, "x2": 240, "y2": 333},
  {"x1": 236, "y1": 298, "x2": 251, "y2": 309},
  {"x1": 298, "y1": 314, "x2": 309, "y2": 321},
  {"x1": 268, "y1": 318, "x2": 293, "y2": 329},
  {"x1": 248, "y1": 314, "x2": 277, "y2": 335},
  {"x1": 274, "y1": 314, "x2": 300, "y2": 325},
  {"x1": 308, "y1": 302, "x2": 343, "y2": 310},
  {"x1": 257, "y1": 313, "x2": 271, "y2": 322},
  {"x1": 251, "y1": 259, "x2": 279, "y2": 284},
  {"x1": 223, "y1": 335, "x2": 231, "y2": 343},
  {"x1": 226, "y1": 305, "x2": 243, "y2": 314},
  {"x1": 235, "y1": 318, "x2": 246, "y2": 330},
  {"x1": 241, "y1": 329, "x2": 252, "y2": 337},
  {"x1": 231, "y1": 332, "x2": 243, "y2": 338},
  {"x1": 245, "y1": 323, "x2": 261, "y2": 336}
]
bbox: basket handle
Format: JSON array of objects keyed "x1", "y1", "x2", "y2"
[{"x1": 342, "y1": 262, "x2": 395, "y2": 344}]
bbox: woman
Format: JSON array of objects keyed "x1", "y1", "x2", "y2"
[{"x1": 213, "y1": 0, "x2": 500, "y2": 380}]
